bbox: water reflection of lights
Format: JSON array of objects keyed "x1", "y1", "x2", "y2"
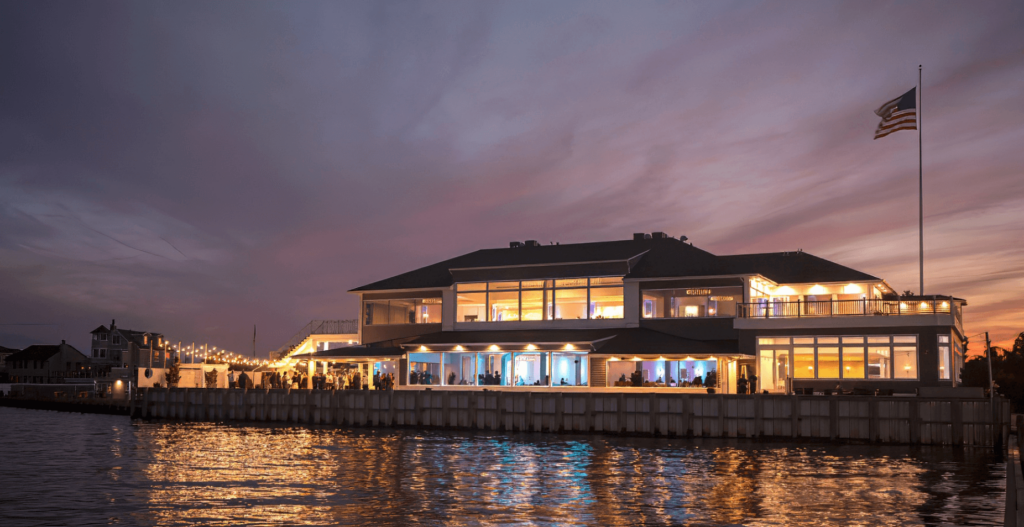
[{"x1": 58, "y1": 420, "x2": 998, "y2": 527}]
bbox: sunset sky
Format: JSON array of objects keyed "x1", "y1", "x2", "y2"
[{"x1": 1, "y1": 1, "x2": 1022, "y2": 356}]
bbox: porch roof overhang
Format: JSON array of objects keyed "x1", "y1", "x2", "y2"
[
  {"x1": 402, "y1": 328, "x2": 741, "y2": 356},
  {"x1": 306, "y1": 346, "x2": 405, "y2": 361}
]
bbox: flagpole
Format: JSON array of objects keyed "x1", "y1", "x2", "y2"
[{"x1": 918, "y1": 65, "x2": 924, "y2": 296}]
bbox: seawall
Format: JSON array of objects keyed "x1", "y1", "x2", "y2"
[{"x1": 131, "y1": 387, "x2": 1011, "y2": 447}]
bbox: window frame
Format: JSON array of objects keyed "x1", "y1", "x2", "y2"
[
  {"x1": 364, "y1": 297, "x2": 443, "y2": 326},
  {"x1": 455, "y1": 277, "x2": 624, "y2": 323},
  {"x1": 755, "y1": 334, "x2": 919, "y2": 381}
]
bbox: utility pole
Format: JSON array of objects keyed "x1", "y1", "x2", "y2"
[{"x1": 985, "y1": 332, "x2": 994, "y2": 401}]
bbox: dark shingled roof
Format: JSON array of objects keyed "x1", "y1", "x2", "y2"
[
  {"x1": 350, "y1": 237, "x2": 880, "y2": 292},
  {"x1": 7, "y1": 343, "x2": 86, "y2": 363},
  {"x1": 717, "y1": 252, "x2": 879, "y2": 283}
]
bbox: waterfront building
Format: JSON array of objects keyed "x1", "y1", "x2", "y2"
[
  {"x1": 0, "y1": 345, "x2": 18, "y2": 382},
  {"x1": 89, "y1": 320, "x2": 169, "y2": 375},
  {"x1": 300, "y1": 233, "x2": 965, "y2": 394},
  {"x1": 6, "y1": 341, "x2": 90, "y2": 384}
]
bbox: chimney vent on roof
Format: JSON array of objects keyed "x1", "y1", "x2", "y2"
[
  {"x1": 509, "y1": 241, "x2": 522, "y2": 248},
  {"x1": 524, "y1": 240, "x2": 540, "y2": 247},
  {"x1": 651, "y1": 232, "x2": 669, "y2": 239},
  {"x1": 679, "y1": 235, "x2": 688, "y2": 242},
  {"x1": 61, "y1": 340, "x2": 65, "y2": 345}
]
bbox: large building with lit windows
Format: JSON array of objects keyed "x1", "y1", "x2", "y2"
[{"x1": 321, "y1": 233, "x2": 966, "y2": 394}]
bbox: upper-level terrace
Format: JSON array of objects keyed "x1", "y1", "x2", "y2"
[{"x1": 735, "y1": 295, "x2": 965, "y2": 335}]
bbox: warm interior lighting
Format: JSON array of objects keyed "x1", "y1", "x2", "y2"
[
  {"x1": 809, "y1": 284, "x2": 828, "y2": 295},
  {"x1": 843, "y1": 283, "x2": 863, "y2": 294},
  {"x1": 920, "y1": 302, "x2": 929, "y2": 309},
  {"x1": 419, "y1": 346, "x2": 428, "y2": 351},
  {"x1": 488, "y1": 345, "x2": 500, "y2": 351},
  {"x1": 526, "y1": 344, "x2": 537, "y2": 350},
  {"x1": 564, "y1": 344, "x2": 575, "y2": 350},
  {"x1": 454, "y1": 345, "x2": 464, "y2": 351},
  {"x1": 608, "y1": 357, "x2": 619, "y2": 361},
  {"x1": 774, "y1": 286, "x2": 797, "y2": 296},
  {"x1": 900, "y1": 302, "x2": 908, "y2": 309},
  {"x1": 941, "y1": 302, "x2": 949, "y2": 308}
]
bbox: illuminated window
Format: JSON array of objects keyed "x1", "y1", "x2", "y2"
[
  {"x1": 589, "y1": 287, "x2": 623, "y2": 319},
  {"x1": 817, "y1": 347, "x2": 840, "y2": 378},
  {"x1": 842, "y1": 347, "x2": 865, "y2": 379},
  {"x1": 488, "y1": 290, "x2": 519, "y2": 321},
  {"x1": 868, "y1": 346, "x2": 890, "y2": 379},
  {"x1": 756, "y1": 334, "x2": 918, "y2": 381},
  {"x1": 456, "y1": 293, "x2": 486, "y2": 322},
  {"x1": 894, "y1": 347, "x2": 918, "y2": 379},
  {"x1": 641, "y1": 286, "x2": 741, "y2": 319},
  {"x1": 520, "y1": 290, "x2": 545, "y2": 321},
  {"x1": 554, "y1": 288, "x2": 588, "y2": 320},
  {"x1": 793, "y1": 347, "x2": 815, "y2": 378},
  {"x1": 453, "y1": 278, "x2": 623, "y2": 323},
  {"x1": 366, "y1": 298, "x2": 443, "y2": 325},
  {"x1": 938, "y1": 334, "x2": 951, "y2": 380}
]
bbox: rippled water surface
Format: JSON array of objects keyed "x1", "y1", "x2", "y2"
[{"x1": 0, "y1": 407, "x2": 1006, "y2": 526}]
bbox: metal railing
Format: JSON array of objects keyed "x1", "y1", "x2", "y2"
[
  {"x1": 275, "y1": 320, "x2": 358, "y2": 357},
  {"x1": 738, "y1": 297, "x2": 957, "y2": 319}
]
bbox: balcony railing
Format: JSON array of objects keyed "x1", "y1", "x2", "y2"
[{"x1": 738, "y1": 297, "x2": 958, "y2": 319}]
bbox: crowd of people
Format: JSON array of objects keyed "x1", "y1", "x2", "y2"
[
  {"x1": 616, "y1": 371, "x2": 714, "y2": 388},
  {"x1": 235, "y1": 368, "x2": 395, "y2": 390}
]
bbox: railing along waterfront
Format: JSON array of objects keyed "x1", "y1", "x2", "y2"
[
  {"x1": 130, "y1": 387, "x2": 1010, "y2": 448},
  {"x1": 738, "y1": 297, "x2": 958, "y2": 319}
]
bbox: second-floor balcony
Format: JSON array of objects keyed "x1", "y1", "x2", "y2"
[{"x1": 738, "y1": 296, "x2": 963, "y2": 326}]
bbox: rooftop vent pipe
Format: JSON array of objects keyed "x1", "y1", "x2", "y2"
[
  {"x1": 509, "y1": 241, "x2": 522, "y2": 248},
  {"x1": 524, "y1": 240, "x2": 540, "y2": 247},
  {"x1": 651, "y1": 232, "x2": 669, "y2": 239}
]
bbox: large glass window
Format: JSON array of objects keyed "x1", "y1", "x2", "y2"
[
  {"x1": 555, "y1": 289, "x2": 588, "y2": 320},
  {"x1": 551, "y1": 353, "x2": 588, "y2": 386},
  {"x1": 868, "y1": 345, "x2": 891, "y2": 379},
  {"x1": 521, "y1": 289, "x2": 546, "y2": 321},
  {"x1": 589, "y1": 287, "x2": 624, "y2": 319},
  {"x1": 794, "y1": 347, "x2": 815, "y2": 378},
  {"x1": 938, "y1": 334, "x2": 951, "y2": 380},
  {"x1": 894, "y1": 347, "x2": 918, "y2": 379},
  {"x1": 817, "y1": 347, "x2": 840, "y2": 378},
  {"x1": 364, "y1": 298, "x2": 442, "y2": 325},
  {"x1": 642, "y1": 286, "x2": 741, "y2": 319},
  {"x1": 757, "y1": 334, "x2": 918, "y2": 381},
  {"x1": 488, "y1": 290, "x2": 520, "y2": 321},
  {"x1": 455, "y1": 278, "x2": 623, "y2": 322},
  {"x1": 408, "y1": 352, "x2": 441, "y2": 385},
  {"x1": 842, "y1": 347, "x2": 865, "y2": 379},
  {"x1": 456, "y1": 288, "x2": 487, "y2": 322},
  {"x1": 442, "y1": 353, "x2": 477, "y2": 385}
]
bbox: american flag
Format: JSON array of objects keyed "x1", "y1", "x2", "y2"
[{"x1": 874, "y1": 87, "x2": 917, "y2": 139}]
